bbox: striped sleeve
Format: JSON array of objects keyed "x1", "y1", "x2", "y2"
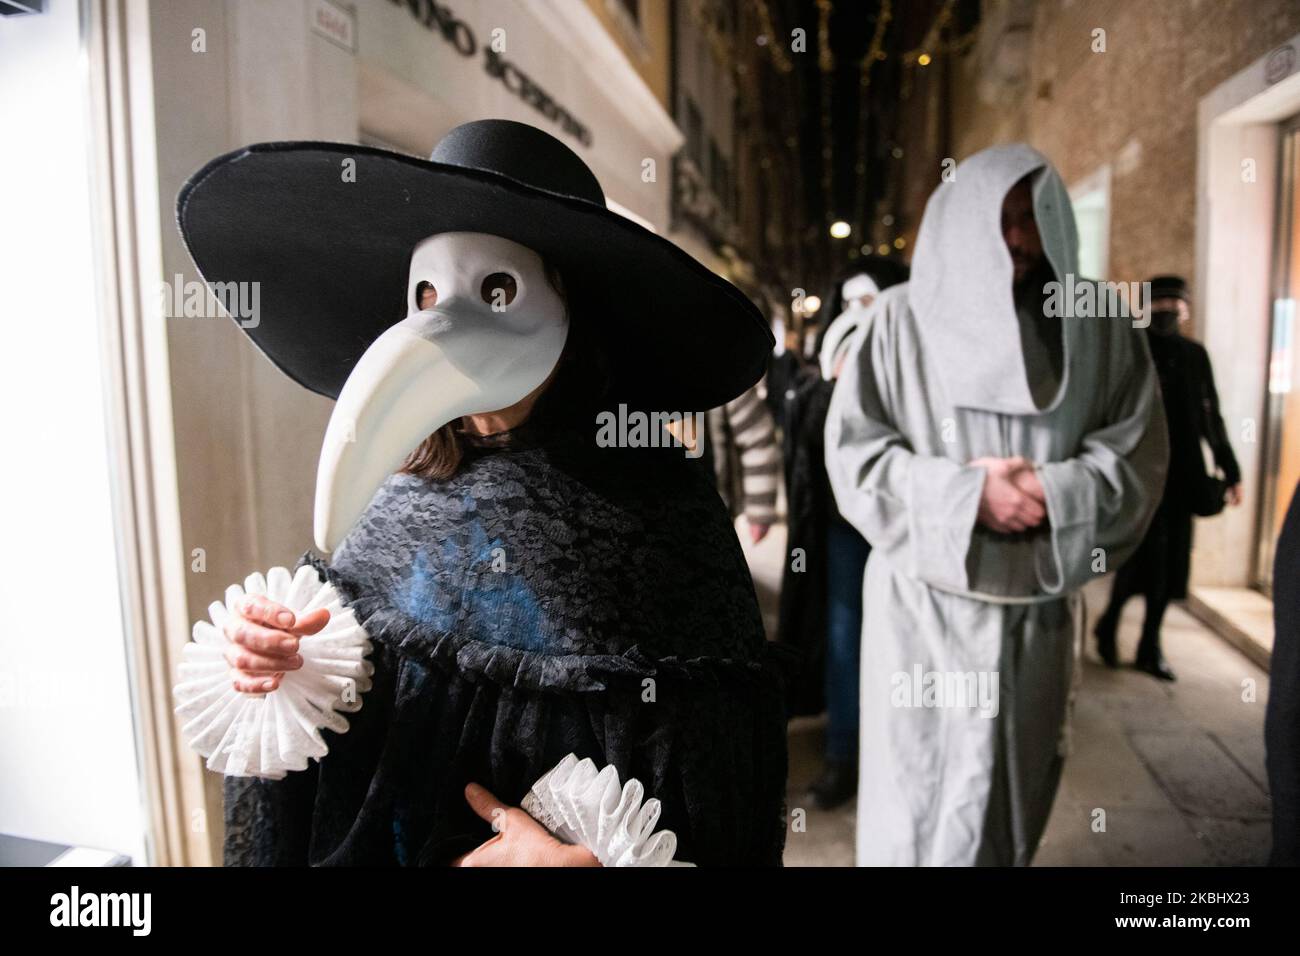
[{"x1": 725, "y1": 386, "x2": 781, "y2": 525}]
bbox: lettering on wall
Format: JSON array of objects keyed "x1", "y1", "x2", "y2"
[
  {"x1": 311, "y1": 0, "x2": 356, "y2": 53},
  {"x1": 390, "y1": 0, "x2": 594, "y2": 147}
]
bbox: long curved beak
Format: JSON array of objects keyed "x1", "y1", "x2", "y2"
[
  {"x1": 313, "y1": 323, "x2": 480, "y2": 553},
  {"x1": 313, "y1": 311, "x2": 567, "y2": 553}
]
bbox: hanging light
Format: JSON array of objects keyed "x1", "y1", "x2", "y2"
[
  {"x1": 829, "y1": 220, "x2": 851, "y2": 239},
  {"x1": 893, "y1": 236, "x2": 907, "y2": 249},
  {"x1": 918, "y1": 53, "x2": 932, "y2": 66}
]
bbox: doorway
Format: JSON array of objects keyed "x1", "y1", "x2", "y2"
[{"x1": 1257, "y1": 113, "x2": 1300, "y2": 592}]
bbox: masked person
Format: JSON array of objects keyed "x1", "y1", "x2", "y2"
[
  {"x1": 700, "y1": 383, "x2": 781, "y2": 544},
  {"x1": 1093, "y1": 276, "x2": 1242, "y2": 681},
  {"x1": 776, "y1": 259, "x2": 906, "y2": 810},
  {"x1": 825, "y1": 144, "x2": 1168, "y2": 866},
  {"x1": 174, "y1": 120, "x2": 789, "y2": 866}
]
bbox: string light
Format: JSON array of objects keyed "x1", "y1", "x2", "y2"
[
  {"x1": 853, "y1": 1, "x2": 893, "y2": 254},
  {"x1": 752, "y1": 0, "x2": 793, "y2": 73},
  {"x1": 816, "y1": 0, "x2": 835, "y2": 239}
]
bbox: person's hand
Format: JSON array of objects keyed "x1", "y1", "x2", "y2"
[
  {"x1": 970, "y1": 456, "x2": 1046, "y2": 534},
  {"x1": 1227, "y1": 483, "x2": 1243, "y2": 507},
  {"x1": 749, "y1": 521, "x2": 771, "y2": 545},
  {"x1": 452, "y1": 783, "x2": 601, "y2": 867},
  {"x1": 1008, "y1": 463, "x2": 1047, "y2": 514},
  {"x1": 225, "y1": 595, "x2": 331, "y2": 694}
]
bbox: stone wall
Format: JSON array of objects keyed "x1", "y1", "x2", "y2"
[{"x1": 948, "y1": 0, "x2": 1300, "y2": 311}]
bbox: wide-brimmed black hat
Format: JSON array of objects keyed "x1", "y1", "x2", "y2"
[{"x1": 175, "y1": 119, "x2": 773, "y2": 409}]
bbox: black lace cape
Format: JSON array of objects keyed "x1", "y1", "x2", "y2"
[{"x1": 223, "y1": 424, "x2": 789, "y2": 866}]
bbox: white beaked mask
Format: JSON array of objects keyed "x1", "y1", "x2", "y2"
[
  {"x1": 817, "y1": 272, "x2": 880, "y2": 380},
  {"x1": 314, "y1": 231, "x2": 570, "y2": 552},
  {"x1": 840, "y1": 272, "x2": 879, "y2": 309}
]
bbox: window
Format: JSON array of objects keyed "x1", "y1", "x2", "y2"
[
  {"x1": 1257, "y1": 114, "x2": 1300, "y2": 591},
  {"x1": 1069, "y1": 165, "x2": 1111, "y2": 280}
]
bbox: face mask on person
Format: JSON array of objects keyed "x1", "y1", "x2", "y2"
[
  {"x1": 841, "y1": 273, "x2": 879, "y2": 313},
  {"x1": 314, "y1": 231, "x2": 570, "y2": 552},
  {"x1": 1149, "y1": 309, "x2": 1181, "y2": 336}
]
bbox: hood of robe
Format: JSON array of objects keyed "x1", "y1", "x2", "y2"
[{"x1": 908, "y1": 143, "x2": 1079, "y2": 415}]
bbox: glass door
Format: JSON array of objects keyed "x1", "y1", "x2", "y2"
[{"x1": 1257, "y1": 115, "x2": 1300, "y2": 592}]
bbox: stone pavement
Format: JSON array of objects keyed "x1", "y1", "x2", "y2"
[{"x1": 739, "y1": 521, "x2": 1274, "y2": 867}]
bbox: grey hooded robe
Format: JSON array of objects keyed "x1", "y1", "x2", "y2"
[{"x1": 825, "y1": 144, "x2": 1169, "y2": 866}]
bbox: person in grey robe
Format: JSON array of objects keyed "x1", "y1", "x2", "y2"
[{"x1": 825, "y1": 143, "x2": 1169, "y2": 866}]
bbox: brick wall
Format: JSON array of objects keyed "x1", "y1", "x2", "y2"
[{"x1": 945, "y1": 0, "x2": 1300, "y2": 308}]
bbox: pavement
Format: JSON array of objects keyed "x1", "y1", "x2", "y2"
[{"x1": 738, "y1": 518, "x2": 1274, "y2": 867}]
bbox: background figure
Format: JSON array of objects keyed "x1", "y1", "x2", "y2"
[
  {"x1": 700, "y1": 383, "x2": 781, "y2": 543},
  {"x1": 766, "y1": 309, "x2": 816, "y2": 433},
  {"x1": 776, "y1": 259, "x2": 907, "y2": 811},
  {"x1": 1094, "y1": 276, "x2": 1242, "y2": 681},
  {"x1": 1267, "y1": 479, "x2": 1300, "y2": 865},
  {"x1": 826, "y1": 146, "x2": 1167, "y2": 866}
]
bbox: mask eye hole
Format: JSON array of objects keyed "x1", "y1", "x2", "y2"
[
  {"x1": 480, "y1": 272, "x2": 518, "y2": 310},
  {"x1": 415, "y1": 281, "x2": 437, "y2": 310}
]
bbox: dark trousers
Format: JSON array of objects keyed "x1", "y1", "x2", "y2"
[
  {"x1": 1097, "y1": 501, "x2": 1189, "y2": 661},
  {"x1": 1096, "y1": 560, "x2": 1171, "y2": 661},
  {"x1": 825, "y1": 520, "x2": 871, "y2": 762}
]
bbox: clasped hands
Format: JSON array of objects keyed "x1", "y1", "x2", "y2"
[{"x1": 970, "y1": 456, "x2": 1048, "y2": 534}]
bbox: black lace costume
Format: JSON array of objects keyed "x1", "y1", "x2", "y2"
[{"x1": 222, "y1": 415, "x2": 790, "y2": 866}]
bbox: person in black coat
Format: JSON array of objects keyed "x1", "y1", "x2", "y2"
[
  {"x1": 1094, "y1": 275, "x2": 1242, "y2": 681},
  {"x1": 776, "y1": 258, "x2": 907, "y2": 809},
  {"x1": 176, "y1": 119, "x2": 791, "y2": 866}
]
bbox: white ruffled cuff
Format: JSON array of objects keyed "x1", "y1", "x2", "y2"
[
  {"x1": 172, "y1": 565, "x2": 373, "y2": 780},
  {"x1": 520, "y1": 754, "x2": 694, "y2": 867}
]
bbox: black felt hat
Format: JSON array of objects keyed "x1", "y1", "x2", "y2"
[
  {"x1": 1147, "y1": 274, "x2": 1191, "y2": 302},
  {"x1": 175, "y1": 119, "x2": 773, "y2": 409}
]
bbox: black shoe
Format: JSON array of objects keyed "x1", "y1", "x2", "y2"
[
  {"x1": 1134, "y1": 653, "x2": 1176, "y2": 681},
  {"x1": 808, "y1": 760, "x2": 857, "y2": 810},
  {"x1": 1095, "y1": 621, "x2": 1119, "y2": 668}
]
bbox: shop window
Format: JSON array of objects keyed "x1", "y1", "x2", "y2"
[
  {"x1": 1257, "y1": 113, "x2": 1300, "y2": 592},
  {"x1": 1069, "y1": 165, "x2": 1111, "y2": 280}
]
